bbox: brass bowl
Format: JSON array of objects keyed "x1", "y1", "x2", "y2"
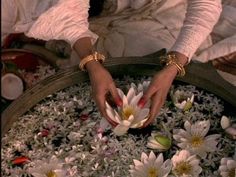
[{"x1": 2, "y1": 49, "x2": 236, "y2": 135}]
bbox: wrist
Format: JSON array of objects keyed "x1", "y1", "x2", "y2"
[
  {"x1": 79, "y1": 52, "x2": 105, "y2": 71},
  {"x1": 168, "y1": 51, "x2": 188, "y2": 66},
  {"x1": 86, "y1": 60, "x2": 104, "y2": 73},
  {"x1": 160, "y1": 52, "x2": 187, "y2": 77},
  {"x1": 164, "y1": 65, "x2": 178, "y2": 78},
  {"x1": 73, "y1": 37, "x2": 94, "y2": 59}
]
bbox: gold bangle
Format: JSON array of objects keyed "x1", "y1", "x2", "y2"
[
  {"x1": 79, "y1": 52, "x2": 105, "y2": 71},
  {"x1": 160, "y1": 54, "x2": 186, "y2": 77}
]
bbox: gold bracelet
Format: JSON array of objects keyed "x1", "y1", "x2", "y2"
[
  {"x1": 79, "y1": 52, "x2": 105, "y2": 71},
  {"x1": 160, "y1": 54, "x2": 186, "y2": 77}
]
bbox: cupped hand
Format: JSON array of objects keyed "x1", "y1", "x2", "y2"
[
  {"x1": 138, "y1": 65, "x2": 178, "y2": 127},
  {"x1": 86, "y1": 61, "x2": 122, "y2": 127},
  {"x1": 138, "y1": 51, "x2": 188, "y2": 127}
]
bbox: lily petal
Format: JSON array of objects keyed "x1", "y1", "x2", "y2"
[{"x1": 114, "y1": 124, "x2": 129, "y2": 136}]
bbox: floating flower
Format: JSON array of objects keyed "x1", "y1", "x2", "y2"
[
  {"x1": 105, "y1": 87, "x2": 150, "y2": 136},
  {"x1": 28, "y1": 156, "x2": 66, "y2": 177},
  {"x1": 172, "y1": 150, "x2": 202, "y2": 177},
  {"x1": 173, "y1": 120, "x2": 221, "y2": 158},
  {"x1": 147, "y1": 123, "x2": 172, "y2": 151},
  {"x1": 129, "y1": 151, "x2": 172, "y2": 177},
  {"x1": 221, "y1": 115, "x2": 236, "y2": 140},
  {"x1": 221, "y1": 116, "x2": 231, "y2": 129},
  {"x1": 147, "y1": 132, "x2": 172, "y2": 151},
  {"x1": 219, "y1": 157, "x2": 236, "y2": 177},
  {"x1": 171, "y1": 90, "x2": 194, "y2": 111}
]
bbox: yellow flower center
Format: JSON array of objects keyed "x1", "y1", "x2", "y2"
[
  {"x1": 229, "y1": 168, "x2": 235, "y2": 177},
  {"x1": 175, "y1": 161, "x2": 192, "y2": 176},
  {"x1": 190, "y1": 136, "x2": 203, "y2": 148},
  {"x1": 46, "y1": 170, "x2": 57, "y2": 177},
  {"x1": 122, "y1": 106, "x2": 135, "y2": 120},
  {"x1": 148, "y1": 167, "x2": 158, "y2": 177}
]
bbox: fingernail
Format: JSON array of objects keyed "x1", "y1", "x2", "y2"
[
  {"x1": 116, "y1": 98, "x2": 123, "y2": 107},
  {"x1": 138, "y1": 98, "x2": 146, "y2": 108}
]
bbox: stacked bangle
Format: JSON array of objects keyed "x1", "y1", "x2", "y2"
[
  {"x1": 160, "y1": 54, "x2": 186, "y2": 77},
  {"x1": 79, "y1": 52, "x2": 105, "y2": 71}
]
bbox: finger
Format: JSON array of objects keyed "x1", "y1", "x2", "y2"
[
  {"x1": 138, "y1": 84, "x2": 157, "y2": 108},
  {"x1": 142, "y1": 93, "x2": 163, "y2": 128},
  {"x1": 109, "y1": 83, "x2": 122, "y2": 107},
  {"x1": 95, "y1": 94, "x2": 118, "y2": 127}
]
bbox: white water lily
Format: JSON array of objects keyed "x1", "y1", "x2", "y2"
[
  {"x1": 105, "y1": 87, "x2": 150, "y2": 136},
  {"x1": 219, "y1": 157, "x2": 236, "y2": 177},
  {"x1": 171, "y1": 90, "x2": 194, "y2": 111},
  {"x1": 147, "y1": 132, "x2": 172, "y2": 151},
  {"x1": 173, "y1": 120, "x2": 221, "y2": 158},
  {"x1": 28, "y1": 156, "x2": 66, "y2": 177},
  {"x1": 221, "y1": 116, "x2": 231, "y2": 129},
  {"x1": 221, "y1": 115, "x2": 236, "y2": 140},
  {"x1": 172, "y1": 150, "x2": 202, "y2": 177},
  {"x1": 129, "y1": 151, "x2": 172, "y2": 177}
]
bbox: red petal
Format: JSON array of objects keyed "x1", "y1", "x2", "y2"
[
  {"x1": 40, "y1": 129, "x2": 49, "y2": 137},
  {"x1": 80, "y1": 114, "x2": 89, "y2": 121},
  {"x1": 12, "y1": 156, "x2": 30, "y2": 165}
]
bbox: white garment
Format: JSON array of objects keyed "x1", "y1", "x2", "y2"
[
  {"x1": 1, "y1": 0, "x2": 98, "y2": 47},
  {"x1": 1, "y1": 0, "x2": 223, "y2": 60},
  {"x1": 90, "y1": 0, "x2": 223, "y2": 61},
  {"x1": 170, "y1": 0, "x2": 222, "y2": 59},
  {"x1": 195, "y1": 4, "x2": 236, "y2": 62}
]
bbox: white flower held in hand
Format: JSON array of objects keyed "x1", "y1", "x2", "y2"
[
  {"x1": 129, "y1": 151, "x2": 172, "y2": 177},
  {"x1": 219, "y1": 157, "x2": 236, "y2": 177},
  {"x1": 28, "y1": 156, "x2": 66, "y2": 177},
  {"x1": 171, "y1": 90, "x2": 194, "y2": 111},
  {"x1": 173, "y1": 120, "x2": 221, "y2": 158},
  {"x1": 172, "y1": 150, "x2": 202, "y2": 177},
  {"x1": 105, "y1": 86, "x2": 150, "y2": 136}
]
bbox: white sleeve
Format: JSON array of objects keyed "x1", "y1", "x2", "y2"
[
  {"x1": 170, "y1": 0, "x2": 222, "y2": 60},
  {"x1": 25, "y1": 0, "x2": 98, "y2": 47}
]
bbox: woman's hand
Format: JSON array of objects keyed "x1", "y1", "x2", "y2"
[
  {"x1": 86, "y1": 61, "x2": 122, "y2": 127},
  {"x1": 74, "y1": 37, "x2": 122, "y2": 127},
  {"x1": 138, "y1": 51, "x2": 188, "y2": 127}
]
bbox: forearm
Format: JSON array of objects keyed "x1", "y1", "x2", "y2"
[
  {"x1": 73, "y1": 37, "x2": 94, "y2": 59},
  {"x1": 73, "y1": 37, "x2": 104, "y2": 73},
  {"x1": 170, "y1": 0, "x2": 222, "y2": 60}
]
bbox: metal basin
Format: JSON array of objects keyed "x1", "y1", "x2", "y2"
[{"x1": 1, "y1": 49, "x2": 236, "y2": 135}]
